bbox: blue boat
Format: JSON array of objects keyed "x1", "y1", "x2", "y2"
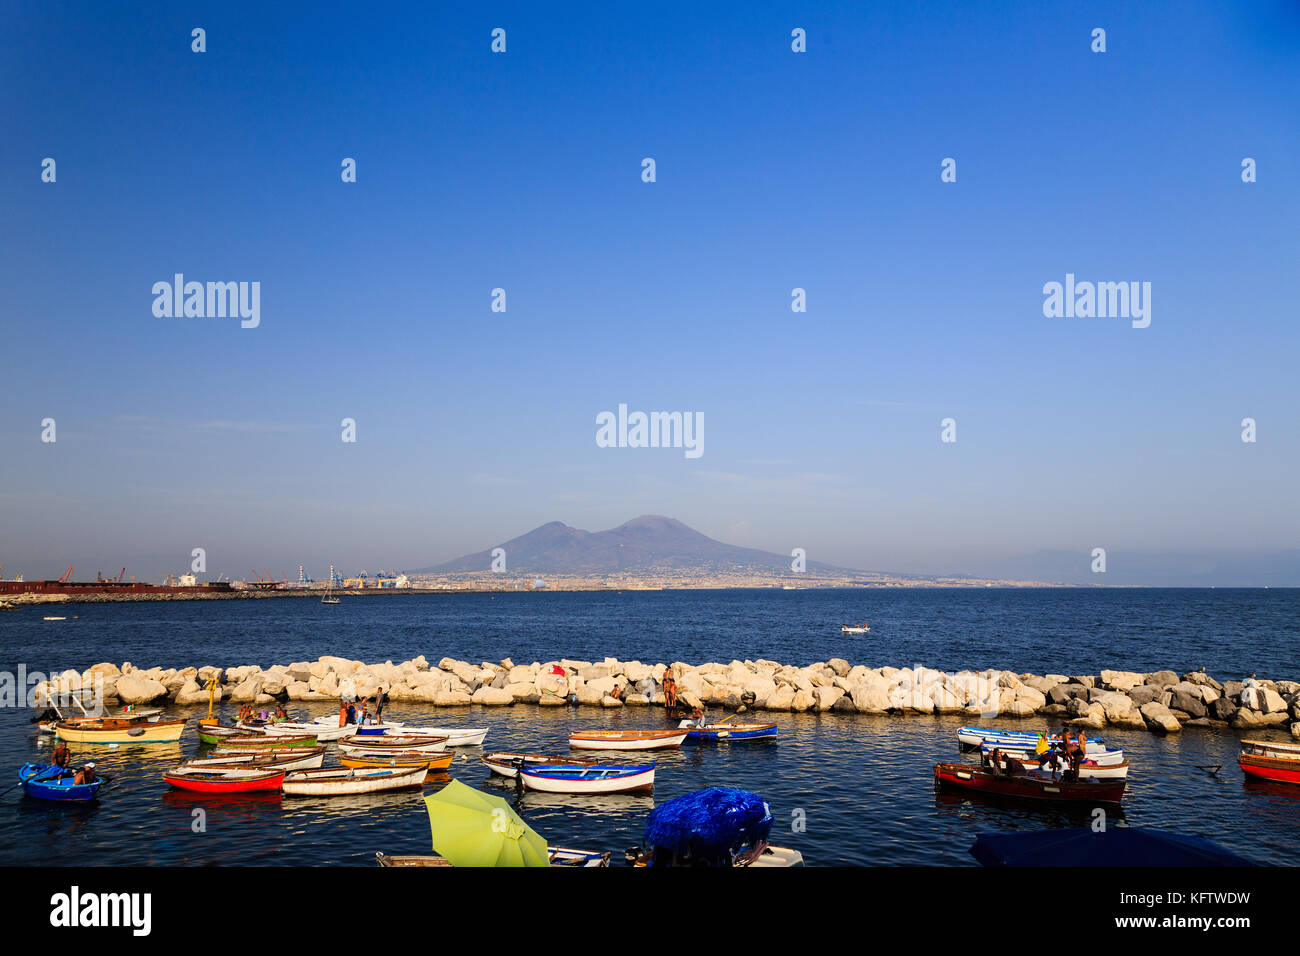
[
  {"x1": 679, "y1": 720, "x2": 778, "y2": 742},
  {"x1": 18, "y1": 763, "x2": 105, "y2": 801}
]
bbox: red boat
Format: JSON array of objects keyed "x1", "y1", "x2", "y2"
[
  {"x1": 162, "y1": 767, "x2": 286, "y2": 793},
  {"x1": 1238, "y1": 752, "x2": 1300, "y2": 785},
  {"x1": 934, "y1": 762, "x2": 1126, "y2": 805}
]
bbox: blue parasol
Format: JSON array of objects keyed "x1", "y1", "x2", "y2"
[{"x1": 644, "y1": 787, "x2": 773, "y2": 863}]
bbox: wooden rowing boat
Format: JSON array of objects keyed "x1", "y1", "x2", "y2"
[
  {"x1": 520, "y1": 763, "x2": 655, "y2": 794},
  {"x1": 934, "y1": 762, "x2": 1126, "y2": 805},
  {"x1": 957, "y1": 726, "x2": 1109, "y2": 753},
  {"x1": 679, "y1": 720, "x2": 778, "y2": 741},
  {"x1": 363, "y1": 725, "x2": 489, "y2": 747},
  {"x1": 196, "y1": 724, "x2": 265, "y2": 745},
  {"x1": 337, "y1": 734, "x2": 447, "y2": 754},
  {"x1": 163, "y1": 767, "x2": 286, "y2": 793},
  {"x1": 481, "y1": 752, "x2": 600, "y2": 778},
  {"x1": 339, "y1": 751, "x2": 455, "y2": 773},
  {"x1": 263, "y1": 721, "x2": 355, "y2": 742},
  {"x1": 182, "y1": 747, "x2": 326, "y2": 771},
  {"x1": 1239, "y1": 752, "x2": 1300, "y2": 785},
  {"x1": 207, "y1": 732, "x2": 318, "y2": 749},
  {"x1": 281, "y1": 765, "x2": 428, "y2": 797},
  {"x1": 55, "y1": 718, "x2": 186, "y2": 744},
  {"x1": 375, "y1": 847, "x2": 611, "y2": 867},
  {"x1": 981, "y1": 751, "x2": 1131, "y2": 781},
  {"x1": 569, "y1": 729, "x2": 689, "y2": 751},
  {"x1": 1241, "y1": 739, "x2": 1300, "y2": 760},
  {"x1": 18, "y1": 763, "x2": 105, "y2": 801}
]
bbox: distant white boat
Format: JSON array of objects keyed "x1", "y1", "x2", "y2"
[{"x1": 841, "y1": 623, "x2": 869, "y2": 634}]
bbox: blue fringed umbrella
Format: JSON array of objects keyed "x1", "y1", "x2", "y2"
[{"x1": 643, "y1": 787, "x2": 773, "y2": 865}]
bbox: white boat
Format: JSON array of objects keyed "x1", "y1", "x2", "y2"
[
  {"x1": 519, "y1": 763, "x2": 655, "y2": 794},
  {"x1": 481, "y1": 752, "x2": 600, "y2": 778},
  {"x1": 569, "y1": 729, "x2": 688, "y2": 751},
  {"x1": 337, "y1": 734, "x2": 448, "y2": 755},
  {"x1": 281, "y1": 765, "x2": 428, "y2": 797},
  {"x1": 746, "y1": 846, "x2": 804, "y2": 867},
  {"x1": 368, "y1": 725, "x2": 489, "y2": 748},
  {"x1": 958, "y1": 726, "x2": 1111, "y2": 755},
  {"x1": 264, "y1": 721, "x2": 355, "y2": 742},
  {"x1": 182, "y1": 748, "x2": 326, "y2": 771},
  {"x1": 979, "y1": 743, "x2": 1125, "y2": 767},
  {"x1": 841, "y1": 624, "x2": 869, "y2": 634},
  {"x1": 982, "y1": 749, "x2": 1130, "y2": 780}
]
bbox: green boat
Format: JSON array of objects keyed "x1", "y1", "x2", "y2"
[{"x1": 199, "y1": 728, "x2": 318, "y2": 748}]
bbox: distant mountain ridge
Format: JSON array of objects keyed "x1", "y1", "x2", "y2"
[{"x1": 410, "y1": 515, "x2": 854, "y2": 575}]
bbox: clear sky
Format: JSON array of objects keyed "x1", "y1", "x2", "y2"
[{"x1": 2, "y1": 1, "x2": 1298, "y2": 583}]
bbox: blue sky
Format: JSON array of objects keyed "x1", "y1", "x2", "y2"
[{"x1": 2, "y1": 1, "x2": 1298, "y2": 582}]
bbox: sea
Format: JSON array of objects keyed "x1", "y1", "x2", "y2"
[{"x1": 1, "y1": 587, "x2": 1296, "y2": 866}]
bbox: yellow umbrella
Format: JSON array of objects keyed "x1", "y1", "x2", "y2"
[{"x1": 422, "y1": 778, "x2": 550, "y2": 867}]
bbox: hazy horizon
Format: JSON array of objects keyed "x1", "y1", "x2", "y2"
[{"x1": 3, "y1": 2, "x2": 1298, "y2": 586}]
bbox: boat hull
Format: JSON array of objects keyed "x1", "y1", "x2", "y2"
[
  {"x1": 337, "y1": 735, "x2": 447, "y2": 755},
  {"x1": 370, "y1": 726, "x2": 489, "y2": 747},
  {"x1": 339, "y1": 751, "x2": 455, "y2": 773},
  {"x1": 282, "y1": 766, "x2": 428, "y2": 797},
  {"x1": 18, "y1": 764, "x2": 103, "y2": 801},
  {"x1": 56, "y1": 719, "x2": 186, "y2": 744},
  {"x1": 163, "y1": 769, "x2": 286, "y2": 793},
  {"x1": 935, "y1": 762, "x2": 1126, "y2": 805},
  {"x1": 1239, "y1": 753, "x2": 1300, "y2": 785},
  {"x1": 680, "y1": 721, "x2": 778, "y2": 741},
  {"x1": 569, "y1": 731, "x2": 688, "y2": 751},
  {"x1": 958, "y1": 726, "x2": 1108, "y2": 753},
  {"x1": 203, "y1": 732, "x2": 317, "y2": 749},
  {"x1": 521, "y1": 765, "x2": 655, "y2": 794},
  {"x1": 184, "y1": 747, "x2": 326, "y2": 771},
  {"x1": 481, "y1": 753, "x2": 599, "y2": 778}
]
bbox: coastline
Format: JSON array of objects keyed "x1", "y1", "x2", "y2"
[{"x1": 36, "y1": 654, "x2": 1300, "y2": 743}]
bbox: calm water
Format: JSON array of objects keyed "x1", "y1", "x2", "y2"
[{"x1": 1, "y1": 588, "x2": 1297, "y2": 866}]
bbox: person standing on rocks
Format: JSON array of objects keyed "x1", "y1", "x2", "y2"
[{"x1": 663, "y1": 669, "x2": 677, "y2": 712}]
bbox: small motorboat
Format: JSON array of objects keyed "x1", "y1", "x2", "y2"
[
  {"x1": 162, "y1": 767, "x2": 286, "y2": 793},
  {"x1": 569, "y1": 729, "x2": 689, "y2": 751},
  {"x1": 337, "y1": 734, "x2": 448, "y2": 755},
  {"x1": 679, "y1": 719, "x2": 778, "y2": 742},
  {"x1": 519, "y1": 763, "x2": 656, "y2": 795},
  {"x1": 934, "y1": 762, "x2": 1126, "y2": 805},
  {"x1": 18, "y1": 763, "x2": 105, "y2": 801},
  {"x1": 375, "y1": 846, "x2": 611, "y2": 867},
  {"x1": 281, "y1": 765, "x2": 428, "y2": 797},
  {"x1": 841, "y1": 623, "x2": 870, "y2": 634},
  {"x1": 481, "y1": 752, "x2": 600, "y2": 778}
]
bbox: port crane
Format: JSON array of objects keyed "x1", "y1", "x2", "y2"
[{"x1": 58, "y1": 565, "x2": 74, "y2": 583}]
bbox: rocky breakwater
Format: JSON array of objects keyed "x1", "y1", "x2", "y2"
[{"x1": 31, "y1": 658, "x2": 1300, "y2": 740}]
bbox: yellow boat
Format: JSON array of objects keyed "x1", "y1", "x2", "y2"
[
  {"x1": 55, "y1": 718, "x2": 187, "y2": 743},
  {"x1": 339, "y1": 750, "x2": 454, "y2": 773}
]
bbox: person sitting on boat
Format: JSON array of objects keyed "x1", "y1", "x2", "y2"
[
  {"x1": 74, "y1": 762, "x2": 96, "y2": 785},
  {"x1": 273, "y1": 704, "x2": 287, "y2": 722},
  {"x1": 51, "y1": 740, "x2": 71, "y2": 769},
  {"x1": 1034, "y1": 732, "x2": 1049, "y2": 756},
  {"x1": 690, "y1": 706, "x2": 706, "y2": 728}
]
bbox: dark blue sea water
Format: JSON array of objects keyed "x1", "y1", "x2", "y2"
[{"x1": 1, "y1": 588, "x2": 1297, "y2": 866}]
